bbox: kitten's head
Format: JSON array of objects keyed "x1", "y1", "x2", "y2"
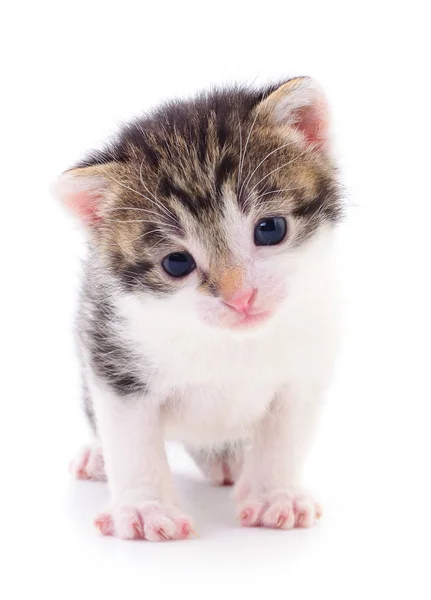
[{"x1": 55, "y1": 78, "x2": 341, "y2": 331}]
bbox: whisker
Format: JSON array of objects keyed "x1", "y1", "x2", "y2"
[
  {"x1": 239, "y1": 142, "x2": 295, "y2": 195},
  {"x1": 242, "y1": 153, "x2": 308, "y2": 208},
  {"x1": 127, "y1": 228, "x2": 163, "y2": 243},
  {"x1": 252, "y1": 187, "x2": 303, "y2": 208},
  {"x1": 100, "y1": 225, "x2": 175, "y2": 250},
  {"x1": 146, "y1": 237, "x2": 166, "y2": 251},
  {"x1": 107, "y1": 174, "x2": 178, "y2": 226},
  {"x1": 254, "y1": 187, "x2": 301, "y2": 201},
  {"x1": 128, "y1": 226, "x2": 177, "y2": 246},
  {"x1": 100, "y1": 207, "x2": 182, "y2": 234},
  {"x1": 236, "y1": 113, "x2": 243, "y2": 195},
  {"x1": 237, "y1": 102, "x2": 262, "y2": 198},
  {"x1": 139, "y1": 158, "x2": 177, "y2": 221},
  {"x1": 102, "y1": 217, "x2": 162, "y2": 224},
  {"x1": 106, "y1": 176, "x2": 157, "y2": 205},
  {"x1": 102, "y1": 207, "x2": 162, "y2": 213}
]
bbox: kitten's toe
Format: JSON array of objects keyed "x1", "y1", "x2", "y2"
[
  {"x1": 95, "y1": 503, "x2": 193, "y2": 542},
  {"x1": 293, "y1": 494, "x2": 322, "y2": 528},
  {"x1": 69, "y1": 445, "x2": 106, "y2": 481},
  {"x1": 238, "y1": 490, "x2": 320, "y2": 530}
]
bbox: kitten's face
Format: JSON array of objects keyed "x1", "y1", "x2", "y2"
[
  {"x1": 143, "y1": 198, "x2": 332, "y2": 331},
  {"x1": 56, "y1": 79, "x2": 341, "y2": 331}
]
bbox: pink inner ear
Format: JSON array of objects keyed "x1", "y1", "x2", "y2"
[
  {"x1": 64, "y1": 190, "x2": 102, "y2": 224},
  {"x1": 294, "y1": 104, "x2": 328, "y2": 147}
]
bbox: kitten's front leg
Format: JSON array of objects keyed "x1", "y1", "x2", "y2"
[
  {"x1": 89, "y1": 377, "x2": 193, "y2": 541},
  {"x1": 235, "y1": 386, "x2": 323, "y2": 529}
]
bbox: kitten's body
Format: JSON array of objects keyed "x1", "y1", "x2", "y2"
[
  {"x1": 79, "y1": 230, "x2": 337, "y2": 448},
  {"x1": 58, "y1": 78, "x2": 342, "y2": 540}
]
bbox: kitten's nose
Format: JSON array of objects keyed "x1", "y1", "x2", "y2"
[{"x1": 223, "y1": 288, "x2": 256, "y2": 313}]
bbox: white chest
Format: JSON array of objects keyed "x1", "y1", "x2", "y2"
[
  {"x1": 116, "y1": 276, "x2": 339, "y2": 447},
  {"x1": 136, "y1": 324, "x2": 285, "y2": 445}
]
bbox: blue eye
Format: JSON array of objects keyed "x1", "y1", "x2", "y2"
[
  {"x1": 162, "y1": 252, "x2": 196, "y2": 278},
  {"x1": 254, "y1": 217, "x2": 287, "y2": 246}
]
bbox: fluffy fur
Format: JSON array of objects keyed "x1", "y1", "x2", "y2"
[{"x1": 57, "y1": 77, "x2": 342, "y2": 541}]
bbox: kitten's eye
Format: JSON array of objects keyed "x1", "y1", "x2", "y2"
[
  {"x1": 162, "y1": 252, "x2": 196, "y2": 278},
  {"x1": 254, "y1": 217, "x2": 287, "y2": 246}
]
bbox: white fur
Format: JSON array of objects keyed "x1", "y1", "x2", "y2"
[
  {"x1": 117, "y1": 228, "x2": 338, "y2": 448},
  {"x1": 85, "y1": 211, "x2": 339, "y2": 537}
]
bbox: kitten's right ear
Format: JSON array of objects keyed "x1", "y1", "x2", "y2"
[
  {"x1": 51, "y1": 163, "x2": 116, "y2": 227},
  {"x1": 258, "y1": 77, "x2": 330, "y2": 148}
]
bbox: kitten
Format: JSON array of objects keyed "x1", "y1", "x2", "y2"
[{"x1": 55, "y1": 77, "x2": 342, "y2": 541}]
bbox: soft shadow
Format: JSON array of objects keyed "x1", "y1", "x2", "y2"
[
  {"x1": 65, "y1": 470, "x2": 236, "y2": 537},
  {"x1": 66, "y1": 479, "x2": 110, "y2": 536},
  {"x1": 174, "y1": 472, "x2": 237, "y2": 533},
  {"x1": 65, "y1": 470, "x2": 321, "y2": 567}
]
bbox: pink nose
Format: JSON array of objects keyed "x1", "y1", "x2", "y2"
[{"x1": 223, "y1": 288, "x2": 256, "y2": 313}]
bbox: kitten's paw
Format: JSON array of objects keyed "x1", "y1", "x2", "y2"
[
  {"x1": 238, "y1": 490, "x2": 322, "y2": 530},
  {"x1": 94, "y1": 503, "x2": 193, "y2": 542},
  {"x1": 69, "y1": 445, "x2": 106, "y2": 481}
]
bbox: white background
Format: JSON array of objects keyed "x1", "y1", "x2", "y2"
[{"x1": 2, "y1": 2, "x2": 430, "y2": 598}]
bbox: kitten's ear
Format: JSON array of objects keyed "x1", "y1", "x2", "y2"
[
  {"x1": 258, "y1": 77, "x2": 329, "y2": 147},
  {"x1": 52, "y1": 163, "x2": 117, "y2": 227}
]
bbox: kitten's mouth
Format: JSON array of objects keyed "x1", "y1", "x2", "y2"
[
  {"x1": 201, "y1": 307, "x2": 274, "y2": 330},
  {"x1": 229, "y1": 311, "x2": 271, "y2": 329}
]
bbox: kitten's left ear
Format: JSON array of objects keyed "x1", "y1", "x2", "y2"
[
  {"x1": 258, "y1": 77, "x2": 329, "y2": 148},
  {"x1": 51, "y1": 162, "x2": 119, "y2": 228}
]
